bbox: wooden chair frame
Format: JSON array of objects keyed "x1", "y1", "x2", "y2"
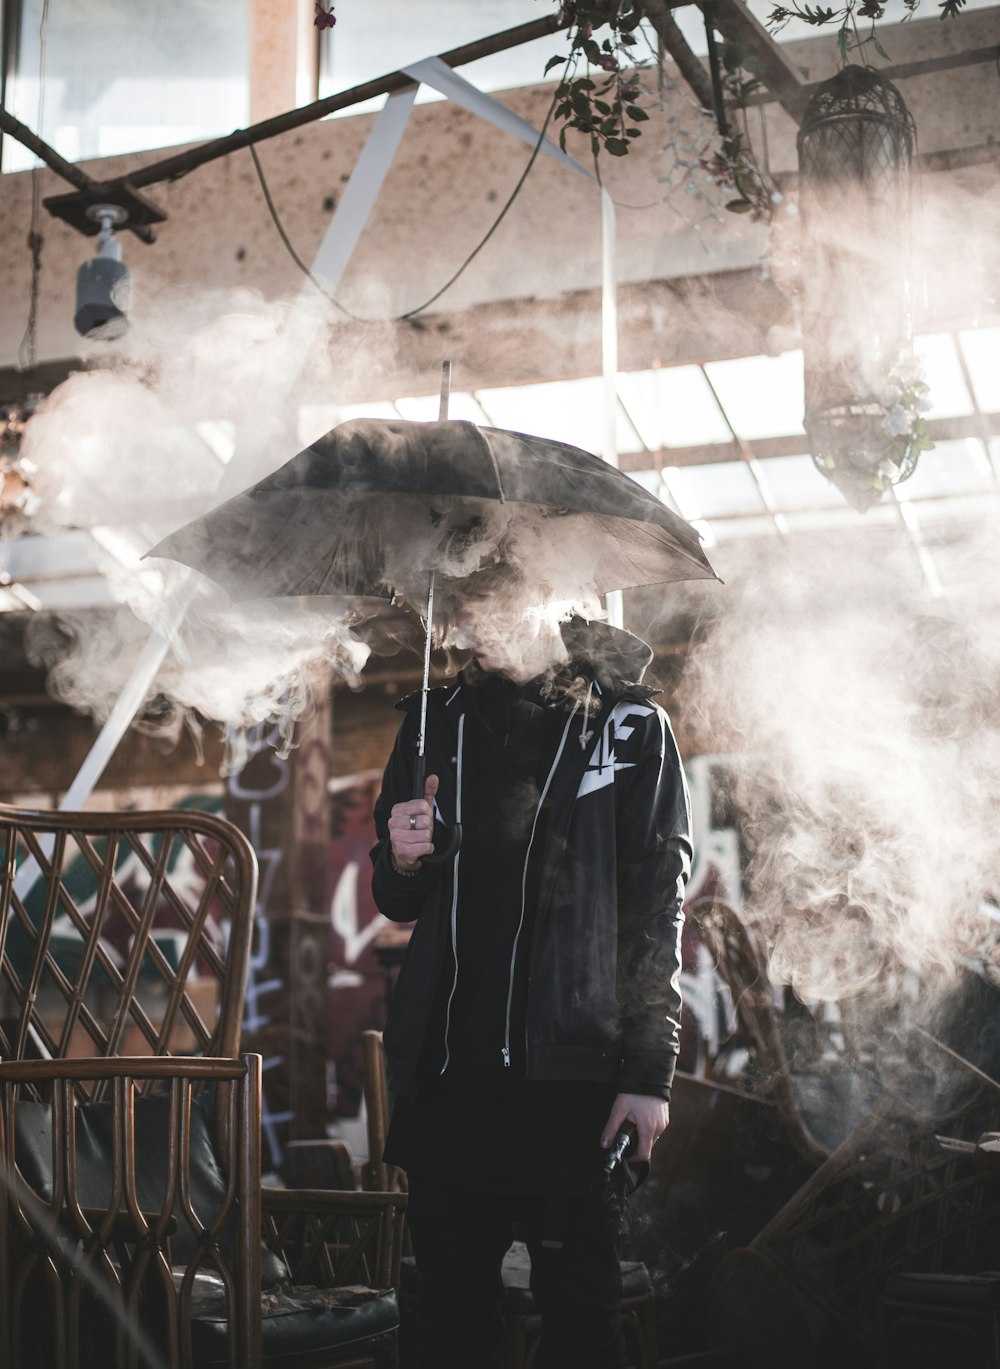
[{"x1": 0, "y1": 804, "x2": 406, "y2": 1369}]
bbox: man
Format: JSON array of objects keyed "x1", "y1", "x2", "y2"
[{"x1": 370, "y1": 588, "x2": 691, "y2": 1369}]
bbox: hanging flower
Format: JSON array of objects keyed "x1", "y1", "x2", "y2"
[
  {"x1": 884, "y1": 405, "x2": 914, "y2": 437},
  {"x1": 314, "y1": 2, "x2": 336, "y2": 30}
]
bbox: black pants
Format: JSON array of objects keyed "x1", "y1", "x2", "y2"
[{"x1": 405, "y1": 1174, "x2": 626, "y2": 1369}]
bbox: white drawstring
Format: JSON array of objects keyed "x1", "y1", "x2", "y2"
[{"x1": 579, "y1": 679, "x2": 595, "y2": 750}]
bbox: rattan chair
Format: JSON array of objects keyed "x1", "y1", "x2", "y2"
[
  {"x1": 0, "y1": 803, "x2": 406, "y2": 1369},
  {"x1": 691, "y1": 898, "x2": 830, "y2": 1164}
]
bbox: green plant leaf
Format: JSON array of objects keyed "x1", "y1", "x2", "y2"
[
  {"x1": 726, "y1": 199, "x2": 754, "y2": 212},
  {"x1": 544, "y1": 55, "x2": 565, "y2": 75},
  {"x1": 604, "y1": 137, "x2": 631, "y2": 156},
  {"x1": 626, "y1": 104, "x2": 650, "y2": 120}
]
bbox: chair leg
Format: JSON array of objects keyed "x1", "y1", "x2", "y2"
[
  {"x1": 637, "y1": 1296, "x2": 658, "y2": 1369},
  {"x1": 373, "y1": 1328, "x2": 398, "y2": 1369},
  {"x1": 620, "y1": 1298, "x2": 658, "y2": 1369}
]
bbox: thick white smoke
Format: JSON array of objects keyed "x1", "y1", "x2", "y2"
[
  {"x1": 676, "y1": 514, "x2": 1000, "y2": 1008},
  {"x1": 19, "y1": 286, "x2": 381, "y2": 766}
]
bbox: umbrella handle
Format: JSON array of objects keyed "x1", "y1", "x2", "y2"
[
  {"x1": 421, "y1": 823, "x2": 463, "y2": 867},
  {"x1": 412, "y1": 751, "x2": 462, "y2": 867}
]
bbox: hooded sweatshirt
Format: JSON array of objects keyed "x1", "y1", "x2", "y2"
[{"x1": 371, "y1": 619, "x2": 692, "y2": 1105}]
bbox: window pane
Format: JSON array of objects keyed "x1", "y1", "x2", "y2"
[
  {"x1": 4, "y1": 0, "x2": 248, "y2": 171},
  {"x1": 671, "y1": 461, "x2": 766, "y2": 518},
  {"x1": 395, "y1": 392, "x2": 492, "y2": 425},
  {"x1": 755, "y1": 455, "x2": 844, "y2": 510},
  {"x1": 702, "y1": 352, "x2": 806, "y2": 441},
  {"x1": 618, "y1": 367, "x2": 732, "y2": 449},
  {"x1": 474, "y1": 377, "x2": 642, "y2": 455},
  {"x1": 708, "y1": 515, "x2": 781, "y2": 542},
  {"x1": 958, "y1": 328, "x2": 1000, "y2": 413},
  {"x1": 897, "y1": 439, "x2": 994, "y2": 500},
  {"x1": 318, "y1": 0, "x2": 544, "y2": 111},
  {"x1": 913, "y1": 334, "x2": 973, "y2": 419}
]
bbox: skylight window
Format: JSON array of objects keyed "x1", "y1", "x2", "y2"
[
  {"x1": 702, "y1": 352, "x2": 806, "y2": 441},
  {"x1": 617, "y1": 367, "x2": 732, "y2": 449},
  {"x1": 672, "y1": 460, "x2": 766, "y2": 519},
  {"x1": 395, "y1": 392, "x2": 493, "y2": 425},
  {"x1": 896, "y1": 439, "x2": 994, "y2": 500},
  {"x1": 913, "y1": 334, "x2": 974, "y2": 419},
  {"x1": 957, "y1": 328, "x2": 1000, "y2": 413},
  {"x1": 473, "y1": 377, "x2": 643, "y2": 454},
  {"x1": 755, "y1": 455, "x2": 844, "y2": 510}
]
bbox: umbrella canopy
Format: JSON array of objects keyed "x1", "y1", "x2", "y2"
[{"x1": 147, "y1": 418, "x2": 718, "y2": 603}]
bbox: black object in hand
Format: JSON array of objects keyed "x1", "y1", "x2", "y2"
[{"x1": 602, "y1": 1128, "x2": 633, "y2": 1177}]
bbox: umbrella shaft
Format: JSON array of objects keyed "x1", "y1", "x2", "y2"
[
  {"x1": 416, "y1": 358, "x2": 451, "y2": 788},
  {"x1": 439, "y1": 359, "x2": 452, "y2": 422},
  {"x1": 417, "y1": 568, "x2": 435, "y2": 772}
]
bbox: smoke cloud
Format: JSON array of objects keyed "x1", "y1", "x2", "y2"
[
  {"x1": 19, "y1": 285, "x2": 388, "y2": 767},
  {"x1": 675, "y1": 513, "x2": 1000, "y2": 1013},
  {"x1": 16, "y1": 284, "x2": 622, "y2": 766}
]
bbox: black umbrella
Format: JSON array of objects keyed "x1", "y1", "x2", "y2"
[
  {"x1": 147, "y1": 377, "x2": 718, "y2": 859},
  {"x1": 148, "y1": 418, "x2": 716, "y2": 602}
]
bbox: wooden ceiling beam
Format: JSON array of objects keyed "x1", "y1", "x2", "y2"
[{"x1": 705, "y1": 0, "x2": 810, "y2": 123}]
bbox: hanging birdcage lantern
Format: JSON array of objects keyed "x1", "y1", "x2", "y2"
[{"x1": 797, "y1": 65, "x2": 929, "y2": 512}]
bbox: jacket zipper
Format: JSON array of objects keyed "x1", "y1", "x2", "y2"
[
  {"x1": 439, "y1": 711, "x2": 466, "y2": 1075},
  {"x1": 502, "y1": 703, "x2": 580, "y2": 1068}
]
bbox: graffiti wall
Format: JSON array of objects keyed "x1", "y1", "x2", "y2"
[{"x1": 325, "y1": 770, "x2": 393, "y2": 1117}]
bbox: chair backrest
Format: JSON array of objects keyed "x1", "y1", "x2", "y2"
[
  {"x1": 691, "y1": 898, "x2": 828, "y2": 1164},
  {"x1": 0, "y1": 804, "x2": 257, "y2": 1100},
  {"x1": 361, "y1": 1030, "x2": 405, "y2": 1194},
  {"x1": 0, "y1": 806, "x2": 265, "y2": 1367}
]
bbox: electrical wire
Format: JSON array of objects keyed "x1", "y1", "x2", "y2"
[
  {"x1": 245, "y1": 137, "x2": 364, "y2": 321},
  {"x1": 246, "y1": 76, "x2": 564, "y2": 324},
  {"x1": 18, "y1": 0, "x2": 50, "y2": 371},
  {"x1": 399, "y1": 81, "x2": 562, "y2": 320}
]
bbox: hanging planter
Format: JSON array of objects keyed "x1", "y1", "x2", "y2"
[{"x1": 797, "y1": 65, "x2": 930, "y2": 512}]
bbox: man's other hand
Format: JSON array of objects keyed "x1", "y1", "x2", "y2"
[
  {"x1": 387, "y1": 774, "x2": 439, "y2": 871},
  {"x1": 601, "y1": 1093, "x2": 670, "y2": 1163}
]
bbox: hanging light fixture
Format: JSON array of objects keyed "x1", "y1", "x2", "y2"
[
  {"x1": 797, "y1": 65, "x2": 929, "y2": 512},
  {"x1": 74, "y1": 204, "x2": 130, "y2": 339}
]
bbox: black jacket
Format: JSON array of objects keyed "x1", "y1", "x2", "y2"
[{"x1": 370, "y1": 622, "x2": 692, "y2": 1100}]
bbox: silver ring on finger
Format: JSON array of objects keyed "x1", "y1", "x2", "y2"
[{"x1": 408, "y1": 814, "x2": 417, "y2": 830}]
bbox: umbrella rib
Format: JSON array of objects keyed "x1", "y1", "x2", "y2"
[{"x1": 472, "y1": 426, "x2": 507, "y2": 503}]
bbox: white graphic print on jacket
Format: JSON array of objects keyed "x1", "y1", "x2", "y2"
[{"x1": 576, "y1": 701, "x2": 655, "y2": 798}]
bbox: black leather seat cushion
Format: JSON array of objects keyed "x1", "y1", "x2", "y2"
[
  {"x1": 188, "y1": 1282, "x2": 399, "y2": 1367},
  {"x1": 13, "y1": 1093, "x2": 288, "y2": 1286},
  {"x1": 13, "y1": 1095, "x2": 400, "y2": 1365}
]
